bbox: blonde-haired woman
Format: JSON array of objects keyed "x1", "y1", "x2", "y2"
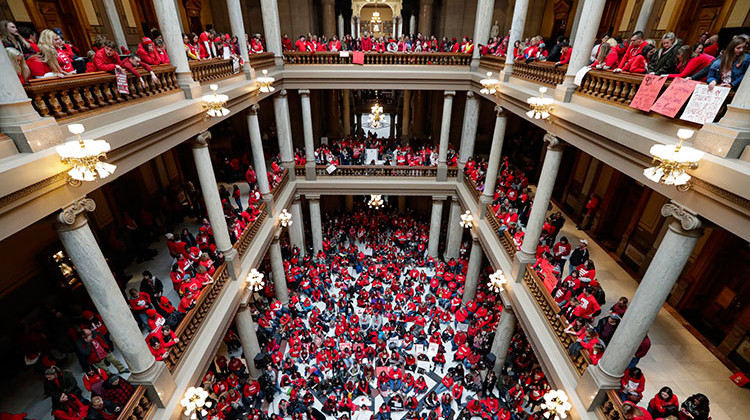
[
  {"x1": 26, "y1": 29, "x2": 75, "y2": 78},
  {"x1": 6, "y1": 47, "x2": 30, "y2": 84}
]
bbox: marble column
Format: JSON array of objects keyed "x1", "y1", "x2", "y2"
[
  {"x1": 471, "y1": 0, "x2": 496, "y2": 67},
  {"x1": 501, "y1": 0, "x2": 530, "y2": 81},
  {"x1": 235, "y1": 304, "x2": 263, "y2": 379},
  {"x1": 321, "y1": 0, "x2": 336, "y2": 37},
  {"x1": 409, "y1": 15, "x2": 416, "y2": 35},
  {"x1": 328, "y1": 90, "x2": 341, "y2": 138},
  {"x1": 227, "y1": 0, "x2": 252, "y2": 77},
  {"x1": 418, "y1": 0, "x2": 433, "y2": 35},
  {"x1": 428, "y1": 196, "x2": 446, "y2": 257},
  {"x1": 102, "y1": 0, "x2": 128, "y2": 51},
  {"x1": 356, "y1": 17, "x2": 361, "y2": 38},
  {"x1": 513, "y1": 134, "x2": 564, "y2": 282},
  {"x1": 269, "y1": 233, "x2": 289, "y2": 304},
  {"x1": 412, "y1": 91, "x2": 425, "y2": 138},
  {"x1": 695, "y1": 67, "x2": 750, "y2": 158},
  {"x1": 568, "y1": 0, "x2": 586, "y2": 45},
  {"x1": 345, "y1": 195, "x2": 354, "y2": 212},
  {"x1": 392, "y1": 16, "x2": 399, "y2": 38},
  {"x1": 0, "y1": 45, "x2": 60, "y2": 153},
  {"x1": 351, "y1": 17, "x2": 356, "y2": 37},
  {"x1": 463, "y1": 234, "x2": 483, "y2": 304},
  {"x1": 308, "y1": 195, "x2": 324, "y2": 253},
  {"x1": 480, "y1": 107, "x2": 507, "y2": 217},
  {"x1": 338, "y1": 14, "x2": 345, "y2": 40},
  {"x1": 247, "y1": 106, "x2": 273, "y2": 207},
  {"x1": 398, "y1": 196, "x2": 407, "y2": 214},
  {"x1": 437, "y1": 91, "x2": 456, "y2": 181},
  {"x1": 635, "y1": 0, "x2": 657, "y2": 33},
  {"x1": 55, "y1": 198, "x2": 175, "y2": 406},
  {"x1": 490, "y1": 306, "x2": 516, "y2": 375},
  {"x1": 289, "y1": 195, "x2": 306, "y2": 256},
  {"x1": 457, "y1": 91, "x2": 479, "y2": 182},
  {"x1": 398, "y1": 16, "x2": 403, "y2": 36},
  {"x1": 402, "y1": 90, "x2": 411, "y2": 139},
  {"x1": 259, "y1": 0, "x2": 283, "y2": 64},
  {"x1": 300, "y1": 90, "x2": 316, "y2": 180},
  {"x1": 273, "y1": 89, "x2": 295, "y2": 180},
  {"x1": 191, "y1": 132, "x2": 239, "y2": 278},
  {"x1": 342, "y1": 90, "x2": 351, "y2": 135},
  {"x1": 577, "y1": 202, "x2": 704, "y2": 410},
  {"x1": 555, "y1": 0, "x2": 607, "y2": 102},
  {"x1": 153, "y1": 0, "x2": 200, "y2": 98},
  {"x1": 445, "y1": 199, "x2": 463, "y2": 260}
]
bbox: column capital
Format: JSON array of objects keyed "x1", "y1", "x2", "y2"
[
  {"x1": 661, "y1": 202, "x2": 703, "y2": 234},
  {"x1": 444, "y1": 90, "x2": 456, "y2": 98},
  {"x1": 432, "y1": 195, "x2": 448, "y2": 202},
  {"x1": 276, "y1": 89, "x2": 288, "y2": 97},
  {"x1": 466, "y1": 91, "x2": 475, "y2": 99},
  {"x1": 543, "y1": 133, "x2": 563, "y2": 151},
  {"x1": 56, "y1": 198, "x2": 96, "y2": 229},
  {"x1": 495, "y1": 105, "x2": 505, "y2": 116},
  {"x1": 293, "y1": 193, "x2": 302, "y2": 202},
  {"x1": 306, "y1": 193, "x2": 321, "y2": 201},
  {"x1": 247, "y1": 104, "x2": 260, "y2": 115},
  {"x1": 191, "y1": 131, "x2": 212, "y2": 148},
  {"x1": 299, "y1": 89, "x2": 311, "y2": 97}
]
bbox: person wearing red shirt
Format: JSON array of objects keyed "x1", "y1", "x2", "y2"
[
  {"x1": 136, "y1": 37, "x2": 161, "y2": 65},
  {"x1": 93, "y1": 41, "x2": 160, "y2": 88},
  {"x1": 52, "y1": 393, "x2": 88, "y2": 420},
  {"x1": 620, "y1": 367, "x2": 646, "y2": 403},
  {"x1": 281, "y1": 33, "x2": 293, "y2": 51},
  {"x1": 667, "y1": 45, "x2": 714, "y2": 79},
  {"x1": 555, "y1": 42, "x2": 572, "y2": 66},
  {"x1": 82, "y1": 365, "x2": 108, "y2": 394},
  {"x1": 147, "y1": 336, "x2": 168, "y2": 361},
  {"x1": 615, "y1": 31, "x2": 646, "y2": 71},
  {"x1": 295, "y1": 35, "x2": 309, "y2": 52},
  {"x1": 619, "y1": 44, "x2": 653, "y2": 74},
  {"x1": 572, "y1": 287, "x2": 600, "y2": 320},
  {"x1": 647, "y1": 386, "x2": 679, "y2": 418}
]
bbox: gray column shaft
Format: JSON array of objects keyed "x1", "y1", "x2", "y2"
[
  {"x1": 491, "y1": 308, "x2": 517, "y2": 375},
  {"x1": 153, "y1": 0, "x2": 192, "y2": 78},
  {"x1": 301, "y1": 92, "x2": 315, "y2": 162},
  {"x1": 270, "y1": 238, "x2": 289, "y2": 303},
  {"x1": 235, "y1": 307, "x2": 263, "y2": 378},
  {"x1": 226, "y1": 0, "x2": 250, "y2": 63},
  {"x1": 445, "y1": 200, "x2": 463, "y2": 260},
  {"x1": 0, "y1": 46, "x2": 29, "y2": 101},
  {"x1": 505, "y1": 0, "x2": 530, "y2": 66},
  {"x1": 309, "y1": 199, "x2": 324, "y2": 253},
  {"x1": 472, "y1": 0, "x2": 496, "y2": 61},
  {"x1": 568, "y1": 0, "x2": 586, "y2": 45},
  {"x1": 730, "y1": 70, "x2": 750, "y2": 108},
  {"x1": 458, "y1": 94, "x2": 479, "y2": 166},
  {"x1": 519, "y1": 144, "x2": 563, "y2": 256},
  {"x1": 192, "y1": 146, "x2": 233, "y2": 252},
  {"x1": 259, "y1": 0, "x2": 282, "y2": 58},
  {"x1": 102, "y1": 0, "x2": 128, "y2": 50},
  {"x1": 57, "y1": 218, "x2": 153, "y2": 373},
  {"x1": 635, "y1": 0, "x2": 657, "y2": 32},
  {"x1": 482, "y1": 113, "x2": 507, "y2": 200},
  {"x1": 428, "y1": 200, "x2": 444, "y2": 257},
  {"x1": 247, "y1": 112, "x2": 271, "y2": 196},
  {"x1": 438, "y1": 92, "x2": 455, "y2": 165},
  {"x1": 565, "y1": 0, "x2": 607, "y2": 78},
  {"x1": 463, "y1": 239, "x2": 483, "y2": 303},
  {"x1": 290, "y1": 200, "x2": 306, "y2": 256},
  {"x1": 273, "y1": 93, "x2": 294, "y2": 167}
]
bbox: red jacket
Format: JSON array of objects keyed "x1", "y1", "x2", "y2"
[
  {"x1": 93, "y1": 48, "x2": 151, "y2": 77},
  {"x1": 621, "y1": 54, "x2": 648, "y2": 74}
]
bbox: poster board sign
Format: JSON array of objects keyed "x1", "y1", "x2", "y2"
[
  {"x1": 574, "y1": 66, "x2": 591, "y2": 86},
  {"x1": 115, "y1": 68, "x2": 129, "y2": 94},
  {"x1": 629, "y1": 75, "x2": 667, "y2": 112},
  {"x1": 650, "y1": 78, "x2": 699, "y2": 118},
  {"x1": 339, "y1": 342, "x2": 351, "y2": 352},
  {"x1": 340, "y1": 51, "x2": 350, "y2": 58},
  {"x1": 223, "y1": 46, "x2": 231, "y2": 60},
  {"x1": 326, "y1": 164, "x2": 337, "y2": 174},
  {"x1": 427, "y1": 342, "x2": 439, "y2": 357},
  {"x1": 413, "y1": 344, "x2": 425, "y2": 355},
  {"x1": 417, "y1": 360, "x2": 431, "y2": 371},
  {"x1": 353, "y1": 51, "x2": 365, "y2": 65},
  {"x1": 387, "y1": 337, "x2": 400, "y2": 348},
  {"x1": 365, "y1": 148, "x2": 379, "y2": 164},
  {"x1": 680, "y1": 84, "x2": 731, "y2": 124},
  {"x1": 456, "y1": 322, "x2": 469, "y2": 332},
  {"x1": 232, "y1": 58, "x2": 240, "y2": 74}
]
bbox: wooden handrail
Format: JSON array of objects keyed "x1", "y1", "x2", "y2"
[
  {"x1": 247, "y1": 52, "x2": 275, "y2": 71},
  {"x1": 235, "y1": 202, "x2": 268, "y2": 258},
  {"x1": 512, "y1": 61, "x2": 567, "y2": 86},
  {"x1": 188, "y1": 58, "x2": 239, "y2": 83},
  {"x1": 463, "y1": 174, "x2": 482, "y2": 201},
  {"x1": 485, "y1": 204, "x2": 517, "y2": 259},
  {"x1": 271, "y1": 169, "x2": 289, "y2": 199},
  {"x1": 600, "y1": 390, "x2": 626, "y2": 419},
  {"x1": 117, "y1": 386, "x2": 154, "y2": 420},
  {"x1": 314, "y1": 164, "x2": 438, "y2": 177},
  {"x1": 283, "y1": 51, "x2": 471, "y2": 66},
  {"x1": 24, "y1": 65, "x2": 178, "y2": 120},
  {"x1": 479, "y1": 55, "x2": 506, "y2": 74}
]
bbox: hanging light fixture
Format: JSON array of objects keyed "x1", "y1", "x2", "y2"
[
  {"x1": 56, "y1": 124, "x2": 116, "y2": 187},
  {"x1": 643, "y1": 129, "x2": 703, "y2": 191},
  {"x1": 540, "y1": 389, "x2": 573, "y2": 420},
  {"x1": 279, "y1": 208, "x2": 293, "y2": 227},
  {"x1": 480, "y1": 72, "x2": 500, "y2": 95},
  {"x1": 368, "y1": 194, "x2": 384, "y2": 209},
  {"x1": 372, "y1": 11, "x2": 382, "y2": 24},
  {"x1": 180, "y1": 387, "x2": 212, "y2": 419},
  {"x1": 487, "y1": 270, "x2": 507, "y2": 293},
  {"x1": 202, "y1": 84, "x2": 229, "y2": 118},
  {"x1": 459, "y1": 210, "x2": 474, "y2": 229},
  {"x1": 368, "y1": 102, "x2": 384, "y2": 128},
  {"x1": 256, "y1": 69, "x2": 275, "y2": 93},
  {"x1": 245, "y1": 268, "x2": 265, "y2": 292},
  {"x1": 527, "y1": 87, "x2": 554, "y2": 120}
]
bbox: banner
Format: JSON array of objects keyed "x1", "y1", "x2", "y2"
[
  {"x1": 427, "y1": 342, "x2": 439, "y2": 357},
  {"x1": 339, "y1": 51, "x2": 350, "y2": 58},
  {"x1": 650, "y1": 78, "x2": 699, "y2": 118},
  {"x1": 115, "y1": 68, "x2": 129, "y2": 94},
  {"x1": 353, "y1": 51, "x2": 365, "y2": 65},
  {"x1": 574, "y1": 66, "x2": 591, "y2": 86},
  {"x1": 326, "y1": 164, "x2": 337, "y2": 174},
  {"x1": 680, "y1": 84, "x2": 731, "y2": 124},
  {"x1": 629, "y1": 75, "x2": 667, "y2": 112}
]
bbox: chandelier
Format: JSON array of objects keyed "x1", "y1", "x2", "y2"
[
  {"x1": 368, "y1": 102, "x2": 384, "y2": 128},
  {"x1": 487, "y1": 270, "x2": 507, "y2": 293},
  {"x1": 459, "y1": 210, "x2": 474, "y2": 229},
  {"x1": 480, "y1": 72, "x2": 500, "y2": 95},
  {"x1": 527, "y1": 87, "x2": 553, "y2": 120},
  {"x1": 643, "y1": 129, "x2": 703, "y2": 191},
  {"x1": 180, "y1": 387, "x2": 212, "y2": 419},
  {"x1": 245, "y1": 268, "x2": 265, "y2": 292},
  {"x1": 257, "y1": 69, "x2": 275, "y2": 93},
  {"x1": 56, "y1": 124, "x2": 116, "y2": 186},
  {"x1": 540, "y1": 389, "x2": 573, "y2": 420},
  {"x1": 279, "y1": 208, "x2": 293, "y2": 227},
  {"x1": 368, "y1": 194, "x2": 384, "y2": 209},
  {"x1": 202, "y1": 84, "x2": 229, "y2": 118},
  {"x1": 372, "y1": 11, "x2": 382, "y2": 24}
]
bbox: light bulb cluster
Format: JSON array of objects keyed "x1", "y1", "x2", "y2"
[
  {"x1": 540, "y1": 389, "x2": 573, "y2": 420},
  {"x1": 459, "y1": 210, "x2": 474, "y2": 229},
  {"x1": 245, "y1": 268, "x2": 265, "y2": 292},
  {"x1": 643, "y1": 129, "x2": 703, "y2": 191},
  {"x1": 527, "y1": 87, "x2": 554, "y2": 120},
  {"x1": 368, "y1": 194, "x2": 384, "y2": 209},
  {"x1": 368, "y1": 102, "x2": 384, "y2": 128},
  {"x1": 487, "y1": 270, "x2": 507, "y2": 293},
  {"x1": 279, "y1": 208, "x2": 293, "y2": 227},
  {"x1": 180, "y1": 387, "x2": 212, "y2": 419},
  {"x1": 480, "y1": 72, "x2": 500, "y2": 95},
  {"x1": 56, "y1": 124, "x2": 116, "y2": 186},
  {"x1": 202, "y1": 84, "x2": 229, "y2": 118},
  {"x1": 257, "y1": 69, "x2": 275, "y2": 93}
]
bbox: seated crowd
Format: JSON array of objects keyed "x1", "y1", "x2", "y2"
[{"x1": 284, "y1": 32, "x2": 477, "y2": 54}]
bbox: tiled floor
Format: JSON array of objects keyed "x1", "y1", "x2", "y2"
[{"x1": 552, "y1": 205, "x2": 749, "y2": 420}]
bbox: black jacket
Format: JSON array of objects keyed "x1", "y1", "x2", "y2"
[
  {"x1": 648, "y1": 40, "x2": 682, "y2": 75},
  {"x1": 569, "y1": 246, "x2": 589, "y2": 267}
]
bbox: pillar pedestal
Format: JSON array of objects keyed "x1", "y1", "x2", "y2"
[
  {"x1": 695, "y1": 72, "x2": 750, "y2": 158},
  {"x1": 128, "y1": 361, "x2": 176, "y2": 408}
]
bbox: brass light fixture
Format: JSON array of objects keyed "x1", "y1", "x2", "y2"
[
  {"x1": 56, "y1": 124, "x2": 116, "y2": 187},
  {"x1": 459, "y1": 210, "x2": 474, "y2": 229},
  {"x1": 541, "y1": 389, "x2": 573, "y2": 420},
  {"x1": 487, "y1": 270, "x2": 508, "y2": 293},
  {"x1": 279, "y1": 208, "x2": 293, "y2": 227},
  {"x1": 180, "y1": 387, "x2": 212, "y2": 419},
  {"x1": 527, "y1": 87, "x2": 554, "y2": 120},
  {"x1": 480, "y1": 72, "x2": 500, "y2": 95},
  {"x1": 256, "y1": 69, "x2": 275, "y2": 93},
  {"x1": 202, "y1": 84, "x2": 229, "y2": 118},
  {"x1": 367, "y1": 194, "x2": 384, "y2": 209},
  {"x1": 245, "y1": 268, "x2": 265, "y2": 292},
  {"x1": 643, "y1": 129, "x2": 703, "y2": 191}
]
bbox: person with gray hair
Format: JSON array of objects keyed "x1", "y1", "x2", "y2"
[{"x1": 648, "y1": 31, "x2": 682, "y2": 75}]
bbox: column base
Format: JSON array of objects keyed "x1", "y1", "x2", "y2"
[
  {"x1": 175, "y1": 72, "x2": 202, "y2": 99},
  {"x1": 479, "y1": 195, "x2": 492, "y2": 218},
  {"x1": 511, "y1": 250, "x2": 535, "y2": 283},
  {"x1": 695, "y1": 107, "x2": 750, "y2": 159},
  {"x1": 554, "y1": 77, "x2": 578, "y2": 103},
  {"x1": 470, "y1": 57, "x2": 481, "y2": 71},
  {"x1": 576, "y1": 364, "x2": 621, "y2": 411},
  {"x1": 0, "y1": 115, "x2": 63, "y2": 153},
  {"x1": 436, "y1": 163, "x2": 448, "y2": 182},
  {"x1": 128, "y1": 361, "x2": 176, "y2": 408},
  {"x1": 282, "y1": 160, "x2": 296, "y2": 181},
  {"x1": 243, "y1": 65, "x2": 256, "y2": 81},
  {"x1": 262, "y1": 193, "x2": 275, "y2": 215},
  {"x1": 223, "y1": 248, "x2": 240, "y2": 281},
  {"x1": 500, "y1": 66, "x2": 513, "y2": 82},
  {"x1": 456, "y1": 163, "x2": 465, "y2": 183},
  {"x1": 305, "y1": 162, "x2": 317, "y2": 180}
]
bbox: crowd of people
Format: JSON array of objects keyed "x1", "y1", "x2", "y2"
[{"x1": 285, "y1": 33, "x2": 477, "y2": 54}]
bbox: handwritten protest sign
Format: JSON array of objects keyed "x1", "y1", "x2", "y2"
[
  {"x1": 629, "y1": 75, "x2": 667, "y2": 112},
  {"x1": 650, "y1": 78, "x2": 699, "y2": 117},
  {"x1": 353, "y1": 51, "x2": 365, "y2": 65},
  {"x1": 574, "y1": 66, "x2": 591, "y2": 86},
  {"x1": 427, "y1": 342, "x2": 439, "y2": 357},
  {"x1": 115, "y1": 68, "x2": 129, "y2": 94},
  {"x1": 680, "y1": 84, "x2": 731, "y2": 124}
]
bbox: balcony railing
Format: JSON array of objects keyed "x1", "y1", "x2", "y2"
[
  {"x1": 464, "y1": 174, "x2": 482, "y2": 201},
  {"x1": 118, "y1": 386, "x2": 154, "y2": 420},
  {"x1": 247, "y1": 52, "x2": 275, "y2": 70},
  {"x1": 522, "y1": 265, "x2": 591, "y2": 375},
  {"x1": 271, "y1": 169, "x2": 289, "y2": 200},
  {"x1": 189, "y1": 58, "x2": 240, "y2": 83},
  {"x1": 479, "y1": 55, "x2": 506, "y2": 73},
  {"x1": 576, "y1": 69, "x2": 644, "y2": 106},
  {"x1": 601, "y1": 390, "x2": 626, "y2": 420},
  {"x1": 24, "y1": 65, "x2": 179, "y2": 120},
  {"x1": 283, "y1": 51, "x2": 471, "y2": 66},
  {"x1": 512, "y1": 61, "x2": 567, "y2": 86},
  {"x1": 485, "y1": 204, "x2": 517, "y2": 259},
  {"x1": 235, "y1": 202, "x2": 268, "y2": 258}
]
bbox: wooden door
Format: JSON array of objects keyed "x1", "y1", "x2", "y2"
[
  {"x1": 36, "y1": 0, "x2": 90, "y2": 51},
  {"x1": 598, "y1": 0, "x2": 623, "y2": 37},
  {"x1": 675, "y1": 0, "x2": 726, "y2": 45}
]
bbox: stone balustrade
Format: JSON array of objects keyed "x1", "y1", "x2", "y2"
[
  {"x1": 512, "y1": 61, "x2": 567, "y2": 86},
  {"x1": 189, "y1": 58, "x2": 240, "y2": 83},
  {"x1": 283, "y1": 51, "x2": 471, "y2": 66},
  {"x1": 479, "y1": 55, "x2": 506, "y2": 74},
  {"x1": 247, "y1": 52, "x2": 276, "y2": 71}
]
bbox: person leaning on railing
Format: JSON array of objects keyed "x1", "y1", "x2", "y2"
[
  {"x1": 25, "y1": 29, "x2": 76, "y2": 79},
  {"x1": 93, "y1": 40, "x2": 161, "y2": 89},
  {"x1": 706, "y1": 34, "x2": 749, "y2": 90}
]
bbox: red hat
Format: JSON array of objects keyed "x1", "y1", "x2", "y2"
[
  {"x1": 146, "y1": 309, "x2": 157, "y2": 317},
  {"x1": 191, "y1": 246, "x2": 199, "y2": 253},
  {"x1": 209, "y1": 243, "x2": 217, "y2": 252},
  {"x1": 452, "y1": 37, "x2": 457, "y2": 42},
  {"x1": 224, "y1": 34, "x2": 230, "y2": 39},
  {"x1": 82, "y1": 310, "x2": 94, "y2": 319},
  {"x1": 200, "y1": 226, "x2": 207, "y2": 232},
  {"x1": 141, "y1": 37, "x2": 154, "y2": 45},
  {"x1": 213, "y1": 37, "x2": 222, "y2": 43}
]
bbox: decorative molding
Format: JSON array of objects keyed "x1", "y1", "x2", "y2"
[
  {"x1": 299, "y1": 89, "x2": 311, "y2": 97},
  {"x1": 247, "y1": 104, "x2": 259, "y2": 115},
  {"x1": 543, "y1": 133, "x2": 562, "y2": 150},
  {"x1": 277, "y1": 89, "x2": 288, "y2": 97},
  {"x1": 444, "y1": 90, "x2": 456, "y2": 98},
  {"x1": 495, "y1": 105, "x2": 505, "y2": 116},
  {"x1": 57, "y1": 198, "x2": 96, "y2": 225},
  {"x1": 466, "y1": 91, "x2": 475, "y2": 99},
  {"x1": 191, "y1": 131, "x2": 211, "y2": 148},
  {"x1": 661, "y1": 202, "x2": 703, "y2": 232},
  {"x1": 0, "y1": 172, "x2": 68, "y2": 208},
  {"x1": 691, "y1": 178, "x2": 750, "y2": 211}
]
